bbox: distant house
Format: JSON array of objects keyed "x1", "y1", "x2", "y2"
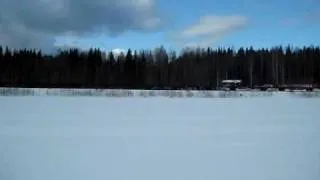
[{"x1": 221, "y1": 79, "x2": 242, "y2": 91}]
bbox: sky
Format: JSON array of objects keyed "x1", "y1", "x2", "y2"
[{"x1": 0, "y1": 0, "x2": 319, "y2": 53}]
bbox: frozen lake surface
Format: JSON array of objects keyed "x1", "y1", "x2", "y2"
[{"x1": 1, "y1": 96, "x2": 320, "y2": 180}]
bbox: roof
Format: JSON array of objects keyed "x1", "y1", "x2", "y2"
[{"x1": 221, "y1": 79, "x2": 242, "y2": 83}]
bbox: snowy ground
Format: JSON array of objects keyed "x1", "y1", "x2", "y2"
[
  {"x1": 1, "y1": 87, "x2": 320, "y2": 98},
  {"x1": 0, "y1": 96, "x2": 320, "y2": 180}
]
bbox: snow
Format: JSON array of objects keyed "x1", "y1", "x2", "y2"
[
  {"x1": 221, "y1": 79, "x2": 242, "y2": 83},
  {"x1": 0, "y1": 95, "x2": 320, "y2": 180},
  {"x1": 1, "y1": 87, "x2": 320, "y2": 98}
]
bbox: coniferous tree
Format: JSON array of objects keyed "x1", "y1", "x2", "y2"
[{"x1": 0, "y1": 45, "x2": 319, "y2": 89}]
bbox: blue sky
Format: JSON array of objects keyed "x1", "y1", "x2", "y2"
[
  {"x1": 1, "y1": 0, "x2": 319, "y2": 52},
  {"x1": 56, "y1": 0, "x2": 320, "y2": 52}
]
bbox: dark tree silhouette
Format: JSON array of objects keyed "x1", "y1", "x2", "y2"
[{"x1": 0, "y1": 45, "x2": 319, "y2": 90}]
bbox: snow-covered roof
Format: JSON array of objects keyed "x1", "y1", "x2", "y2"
[{"x1": 221, "y1": 79, "x2": 242, "y2": 83}]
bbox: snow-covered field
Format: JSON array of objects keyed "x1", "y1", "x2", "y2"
[
  {"x1": 1, "y1": 95, "x2": 320, "y2": 180},
  {"x1": 1, "y1": 87, "x2": 320, "y2": 98}
]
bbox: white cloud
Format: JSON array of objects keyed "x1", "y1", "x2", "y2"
[
  {"x1": 0, "y1": 0, "x2": 163, "y2": 52},
  {"x1": 111, "y1": 48, "x2": 127, "y2": 55},
  {"x1": 180, "y1": 15, "x2": 247, "y2": 38},
  {"x1": 174, "y1": 15, "x2": 248, "y2": 48}
]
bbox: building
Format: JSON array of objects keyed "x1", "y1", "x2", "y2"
[{"x1": 220, "y1": 79, "x2": 242, "y2": 91}]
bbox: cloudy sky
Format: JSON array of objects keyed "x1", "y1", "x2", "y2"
[{"x1": 0, "y1": 0, "x2": 319, "y2": 53}]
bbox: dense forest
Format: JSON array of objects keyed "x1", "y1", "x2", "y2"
[{"x1": 0, "y1": 45, "x2": 319, "y2": 90}]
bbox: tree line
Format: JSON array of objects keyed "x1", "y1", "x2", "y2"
[{"x1": 0, "y1": 45, "x2": 319, "y2": 90}]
